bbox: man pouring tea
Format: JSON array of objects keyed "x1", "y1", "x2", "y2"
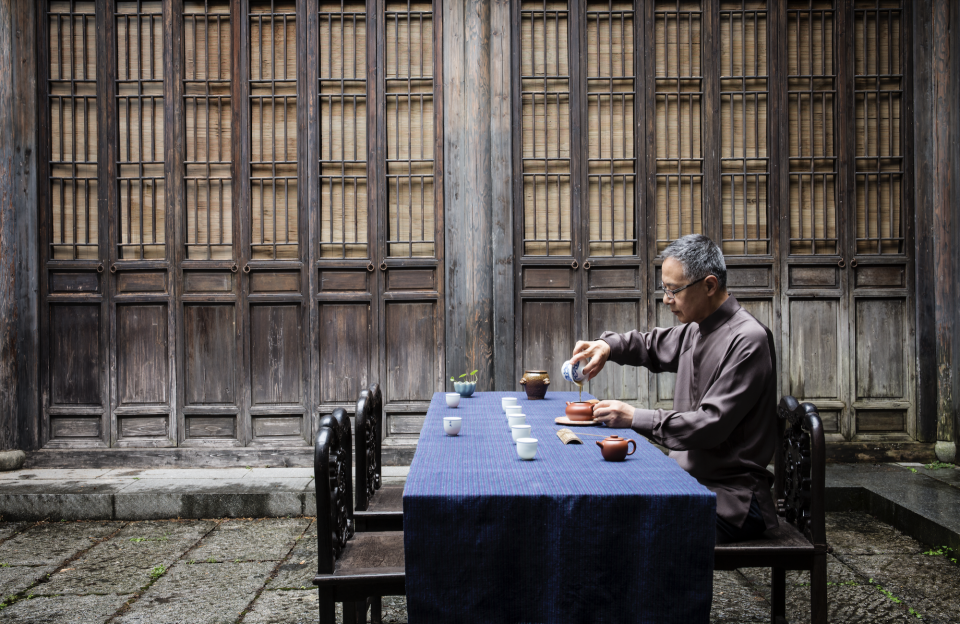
[{"x1": 569, "y1": 234, "x2": 778, "y2": 543}]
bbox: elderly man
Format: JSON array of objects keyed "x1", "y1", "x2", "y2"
[{"x1": 570, "y1": 234, "x2": 778, "y2": 543}]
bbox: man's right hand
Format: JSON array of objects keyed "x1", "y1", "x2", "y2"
[{"x1": 570, "y1": 340, "x2": 611, "y2": 380}]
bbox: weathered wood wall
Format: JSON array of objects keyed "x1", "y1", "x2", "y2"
[
  {"x1": 443, "y1": 0, "x2": 514, "y2": 392},
  {"x1": 0, "y1": 0, "x2": 38, "y2": 452},
  {"x1": 1, "y1": 0, "x2": 958, "y2": 462}
]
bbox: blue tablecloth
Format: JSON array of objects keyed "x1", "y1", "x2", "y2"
[{"x1": 403, "y1": 392, "x2": 716, "y2": 624}]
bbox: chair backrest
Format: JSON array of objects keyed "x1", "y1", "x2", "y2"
[
  {"x1": 368, "y1": 382, "x2": 384, "y2": 489},
  {"x1": 775, "y1": 396, "x2": 826, "y2": 548},
  {"x1": 355, "y1": 389, "x2": 376, "y2": 511},
  {"x1": 314, "y1": 412, "x2": 352, "y2": 574}
]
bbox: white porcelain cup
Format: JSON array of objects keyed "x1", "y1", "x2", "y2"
[
  {"x1": 501, "y1": 397, "x2": 519, "y2": 411},
  {"x1": 443, "y1": 416, "x2": 462, "y2": 436},
  {"x1": 507, "y1": 413, "x2": 526, "y2": 429},
  {"x1": 511, "y1": 424, "x2": 532, "y2": 443},
  {"x1": 504, "y1": 405, "x2": 523, "y2": 417},
  {"x1": 445, "y1": 392, "x2": 461, "y2": 408},
  {"x1": 517, "y1": 437, "x2": 538, "y2": 460}
]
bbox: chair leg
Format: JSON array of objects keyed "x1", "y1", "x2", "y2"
[
  {"x1": 811, "y1": 555, "x2": 828, "y2": 624},
  {"x1": 343, "y1": 599, "x2": 368, "y2": 624},
  {"x1": 318, "y1": 588, "x2": 335, "y2": 624},
  {"x1": 771, "y1": 566, "x2": 786, "y2": 624},
  {"x1": 369, "y1": 595, "x2": 383, "y2": 624}
]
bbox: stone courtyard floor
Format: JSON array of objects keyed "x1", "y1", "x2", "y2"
[{"x1": 0, "y1": 512, "x2": 956, "y2": 623}]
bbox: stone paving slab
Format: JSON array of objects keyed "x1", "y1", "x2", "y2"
[
  {"x1": 40, "y1": 520, "x2": 215, "y2": 596},
  {"x1": 0, "y1": 469, "x2": 115, "y2": 481},
  {"x1": 0, "y1": 593, "x2": 131, "y2": 624},
  {"x1": 0, "y1": 507, "x2": 957, "y2": 623},
  {"x1": 825, "y1": 511, "x2": 924, "y2": 555},
  {"x1": 842, "y1": 553, "x2": 960, "y2": 624},
  {"x1": 0, "y1": 521, "x2": 28, "y2": 542},
  {"x1": 267, "y1": 523, "x2": 317, "y2": 590},
  {"x1": 113, "y1": 561, "x2": 274, "y2": 624},
  {"x1": 0, "y1": 521, "x2": 118, "y2": 566},
  {"x1": 0, "y1": 564, "x2": 59, "y2": 602},
  {"x1": 189, "y1": 518, "x2": 311, "y2": 562},
  {"x1": 708, "y1": 570, "x2": 769, "y2": 623}
]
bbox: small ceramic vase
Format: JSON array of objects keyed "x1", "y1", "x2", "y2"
[
  {"x1": 454, "y1": 381, "x2": 476, "y2": 397},
  {"x1": 519, "y1": 370, "x2": 550, "y2": 400}
]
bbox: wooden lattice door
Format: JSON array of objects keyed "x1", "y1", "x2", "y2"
[{"x1": 779, "y1": 0, "x2": 914, "y2": 443}]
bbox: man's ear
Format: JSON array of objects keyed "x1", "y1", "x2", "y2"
[{"x1": 705, "y1": 275, "x2": 719, "y2": 296}]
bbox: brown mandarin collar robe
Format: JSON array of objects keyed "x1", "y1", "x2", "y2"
[{"x1": 600, "y1": 296, "x2": 778, "y2": 530}]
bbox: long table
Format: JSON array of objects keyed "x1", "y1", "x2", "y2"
[{"x1": 403, "y1": 391, "x2": 716, "y2": 623}]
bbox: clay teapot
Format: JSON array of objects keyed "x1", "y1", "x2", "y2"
[
  {"x1": 564, "y1": 401, "x2": 595, "y2": 422},
  {"x1": 520, "y1": 370, "x2": 550, "y2": 400},
  {"x1": 595, "y1": 435, "x2": 637, "y2": 462}
]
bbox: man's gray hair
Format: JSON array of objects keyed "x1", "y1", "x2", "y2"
[{"x1": 661, "y1": 234, "x2": 727, "y2": 291}]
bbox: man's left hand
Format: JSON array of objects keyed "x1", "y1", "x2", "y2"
[{"x1": 592, "y1": 400, "x2": 635, "y2": 428}]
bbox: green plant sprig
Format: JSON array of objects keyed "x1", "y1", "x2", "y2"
[{"x1": 450, "y1": 370, "x2": 479, "y2": 383}]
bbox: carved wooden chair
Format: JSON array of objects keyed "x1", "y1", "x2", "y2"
[
  {"x1": 714, "y1": 396, "x2": 828, "y2": 624},
  {"x1": 354, "y1": 383, "x2": 404, "y2": 532},
  {"x1": 313, "y1": 414, "x2": 405, "y2": 624}
]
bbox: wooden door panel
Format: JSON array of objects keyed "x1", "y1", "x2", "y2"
[
  {"x1": 117, "y1": 305, "x2": 169, "y2": 405},
  {"x1": 855, "y1": 298, "x2": 905, "y2": 400},
  {"x1": 654, "y1": 299, "x2": 680, "y2": 404},
  {"x1": 186, "y1": 416, "x2": 236, "y2": 438},
  {"x1": 51, "y1": 417, "x2": 102, "y2": 439},
  {"x1": 587, "y1": 300, "x2": 640, "y2": 402},
  {"x1": 788, "y1": 299, "x2": 840, "y2": 401},
  {"x1": 319, "y1": 303, "x2": 370, "y2": 403},
  {"x1": 252, "y1": 415, "x2": 302, "y2": 438},
  {"x1": 250, "y1": 305, "x2": 303, "y2": 405},
  {"x1": 184, "y1": 305, "x2": 237, "y2": 405},
  {"x1": 50, "y1": 304, "x2": 102, "y2": 405},
  {"x1": 118, "y1": 416, "x2": 168, "y2": 438},
  {"x1": 739, "y1": 299, "x2": 774, "y2": 333},
  {"x1": 521, "y1": 300, "x2": 575, "y2": 392},
  {"x1": 385, "y1": 302, "x2": 436, "y2": 403}
]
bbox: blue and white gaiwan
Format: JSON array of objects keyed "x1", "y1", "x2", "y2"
[{"x1": 561, "y1": 359, "x2": 588, "y2": 384}]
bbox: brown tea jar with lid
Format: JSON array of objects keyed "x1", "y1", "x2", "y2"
[{"x1": 519, "y1": 370, "x2": 550, "y2": 400}]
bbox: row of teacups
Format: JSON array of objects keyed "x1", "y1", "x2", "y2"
[
  {"x1": 442, "y1": 395, "x2": 536, "y2": 459},
  {"x1": 503, "y1": 397, "x2": 537, "y2": 459}
]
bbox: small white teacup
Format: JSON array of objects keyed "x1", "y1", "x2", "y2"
[
  {"x1": 445, "y1": 392, "x2": 461, "y2": 408},
  {"x1": 504, "y1": 405, "x2": 523, "y2": 417},
  {"x1": 443, "y1": 416, "x2": 462, "y2": 436},
  {"x1": 507, "y1": 413, "x2": 526, "y2": 429},
  {"x1": 501, "y1": 397, "x2": 519, "y2": 411},
  {"x1": 517, "y1": 437, "x2": 538, "y2": 460},
  {"x1": 511, "y1": 424, "x2": 532, "y2": 444}
]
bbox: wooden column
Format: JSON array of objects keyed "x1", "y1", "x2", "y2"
[
  {"x1": 0, "y1": 0, "x2": 38, "y2": 452},
  {"x1": 444, "y1": 0, "x2": 496, "y2": 390},
  {"x1": 916, "y1": 0, "x2": 959, "y2": 461},
  {"x1": 932, "y1": 0, "x2": 957, "y2": 461}
]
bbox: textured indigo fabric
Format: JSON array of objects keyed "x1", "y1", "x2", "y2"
[{"x1": 403, "y1": 392, "x2": 716, "y2": 624}]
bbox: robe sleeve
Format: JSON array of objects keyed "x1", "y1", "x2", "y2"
[
  {"x1": 629, "y1": 332, "x2": 772, "y2": 451},
  {"x1": 599, "y1": 324, "x2": 690, "y2": 374}
]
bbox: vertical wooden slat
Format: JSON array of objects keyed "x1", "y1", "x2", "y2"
[
  {"x1": 654, "y1": 0, "x2": 704, "y2": 253},
  {"x1": 491, "y1": 0, "x2": 515, "y2": 390}
]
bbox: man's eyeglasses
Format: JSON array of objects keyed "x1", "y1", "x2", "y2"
[{"x1": 659, "y1": 275, "x2": 709, "y2": 300}]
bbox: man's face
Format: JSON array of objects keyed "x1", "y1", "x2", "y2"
[{"x1": 662, "y1": 257, "x2": 710, "y2": 324}]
